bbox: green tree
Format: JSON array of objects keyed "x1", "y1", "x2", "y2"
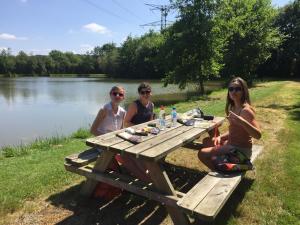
[
  {"x1": 78, "y1": 55, "x2": 95, "y2": 74},
  {"x1": 0, "y1": 48, "x2": 16, "y2": 76},
  {"x1": 65, "y1": 52, "x2": 81, "y2": 74},
  {"x1": 117, "y1": 31, "x2": 165, "y2": 79},
  {"x1": 118, "y1": 36, "x2": 140, "y2": 78},
  {"x1": 33, "y1": 56, "x2": 48, "y2": 75},
  {"x1": 49, "y1": 50, "x2": 70, "y2": 73},
  {"x1": 219, "y1": 0, "x2": 282, "y2": 82},
  {"x1": 93, "y1": 43, "x2": 119, "y2": 75},
  {"x1": 134, "y1": 31, "x2": 165, "y2": 79},
  {"x1": 162, "y1": 0, "x2": 225, "y2": 93},
  {"x1": 15, "y1": 51, "x2": 31, "y2": 74},
  {"x1": 273, "y1": 0, "x2": 300, "y2": 77}
]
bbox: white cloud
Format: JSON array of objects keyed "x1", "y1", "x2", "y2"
[
  {"x1": 83, "y1": 23, "x2": 110, "y2": 34},
  {"x1": 0, "y1": 33, "x2": 17, "y2": 40},
  {"x1": 0, "y1": 33, "x2": 28, "y2": 40}
]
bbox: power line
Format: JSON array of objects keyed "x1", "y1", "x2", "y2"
[
  {"x1": 111, "y1": 0, "x2": 145, "y2": 22},
  {"x1": 82, "y1": 0, "x2": 132, "y2": 24},
  {"x1": 141, "y1": 3, "x2": 175, "y2": 32}
]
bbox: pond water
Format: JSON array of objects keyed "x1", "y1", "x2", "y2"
[{"x1": 1, "y1": 77, "x2": 207, "y2": 148}]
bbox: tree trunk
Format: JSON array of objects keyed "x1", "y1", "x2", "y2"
[{"x1": 198, "y1": 79, "x2": 204, "y2": 95}]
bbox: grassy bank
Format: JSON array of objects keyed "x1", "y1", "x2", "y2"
[
  {"x1": 0, "y1": 81, "x2": 299, "y2": 224},
  {"x1": 0, "y1": 129, "x2": 90, "y2": 216}
]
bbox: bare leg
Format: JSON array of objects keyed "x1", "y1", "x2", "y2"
[
  {"x1": 118, "y1": 155, "x2": 152, "y2": 182},
  {"x1": 198, "y1": 142, "x2": 232, "y2": 170},
  {"x1": 198, "y1": 146, "x2": 216, "y2": 170}
]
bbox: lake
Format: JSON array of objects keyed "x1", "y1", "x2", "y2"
[{"x1": 1, "y1": 77, "x2": 211, "y2": 148}]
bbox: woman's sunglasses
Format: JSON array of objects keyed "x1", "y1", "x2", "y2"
[
  {"x1": 228, "y1": 87, "x2": 242, "y2": 92},
  {"x1": 112, "y1": 92, "x2": 124, "y2": 97},
  {"x1": 140, "y1": 90, "x2": 151, "y2": 95}
]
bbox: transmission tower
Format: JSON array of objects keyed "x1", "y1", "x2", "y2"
[{"x1": 140, "y1": 3, "x2": 174, "y2": 32}]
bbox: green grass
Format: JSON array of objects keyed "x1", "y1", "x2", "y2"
[
  {"x1": 0, "y1": 81, "x2": 299, "y2": 224},
  {"x1": 221, "y1": 81, "x2": 300, "y2": 225},
  {"x1": 71, "y1": 127, "x2": 91, "y2": 139},
  {"x1": 276, "y1": 88, "x2": 300, "y2": 224},
  {"x1": 0, "y1": 136, "x2": 68, "y2": 158},
  {"x1": 0, "y1": 129, "x2": 89, "y2": 216}
]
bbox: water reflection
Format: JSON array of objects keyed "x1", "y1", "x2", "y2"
[
  {"x1": 0, "y1": 77, "x2": 191, "y2": 148},
  {"x1": 0, "y1": 77, "x2": 221, "y2": 148}
]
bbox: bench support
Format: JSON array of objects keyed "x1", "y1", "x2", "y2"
[
  {"x1": 80, "y1": 151, "x2": 115, "y2": 196},
  {"x1": 143, "y1": 161, "x2": 190, "y2": 225}
]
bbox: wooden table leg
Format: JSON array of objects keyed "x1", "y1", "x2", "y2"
[
  {"x1": 143, "y1": 161, "x2": 190, "y2": 225},
  {"x1": 80, "y1": 151, "x2": 115, "y2": 196}
]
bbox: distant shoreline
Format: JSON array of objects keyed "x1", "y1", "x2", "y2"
[{"x1": 0, "y1": 73, "x2": 107, "y2": 78}]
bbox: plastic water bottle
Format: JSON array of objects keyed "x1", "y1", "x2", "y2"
[
  {"x1": 159, "y1": 105, "x2": 166, "y2": 130},
  {"x1": 171, "y1": 107, "x2": 177, "y2": 127}
]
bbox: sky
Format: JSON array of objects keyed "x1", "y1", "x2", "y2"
[{"x1": 0, "y1": 0, "x2": 292, "y2": 55}]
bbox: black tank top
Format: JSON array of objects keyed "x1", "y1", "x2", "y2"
[{"x1": 130, "y1": 100, "x2": 154, "y2": 125}]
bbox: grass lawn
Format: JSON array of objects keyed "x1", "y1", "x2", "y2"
[{"x1": 0, "y1": 80, "x2": 299, "y2": 225}]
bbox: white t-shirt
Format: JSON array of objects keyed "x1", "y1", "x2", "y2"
[{"x1": 96, "y1": 102, "x2": 126, "y2": 134}]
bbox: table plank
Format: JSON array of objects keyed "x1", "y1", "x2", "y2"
[
  {"x1": 86, "y1": 119, "x2": 161, "y2": 147},
  {"x1": 87, "y1": 117, "x2": 224, "y2": 160},
  {"x1": 110, "y1": 121, "x2": 183, "y2": 152},
  {"x1": 86, "y1": 118, "x2": 175, "y2": 149},
  {"x1": 141, "y1": 127, "x2": 207, "y2": 160},
  {"x1": 142, "y1": 118, "x2": 224, "y2": 160},
  {"x1": 119, "y1": 125, "x2": 193, "y2": 156},
  {"x1": 87, "y1": 136, "x2": 124, "y2": 149}
]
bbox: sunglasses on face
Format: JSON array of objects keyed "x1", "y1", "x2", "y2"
[
  {"x1": 112, "y1": 92, "x2": 124, "y2": 97},
  {"x1": 228, "y1": 86, "x2": 242, "y2": 92},
  {"x1": 140, "y1": 90, "x2": 151, "y2": 95}
]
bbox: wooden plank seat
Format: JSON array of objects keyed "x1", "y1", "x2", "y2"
[
  {"x1": 65, "y1": 147, "x2": 100, "y2": 167},
  {"x1": 64, "y1": 162, "x2": 185, "y2": 207},
  {"x1": 177, "y1": 145, "x2": 263, "y2": 221}
]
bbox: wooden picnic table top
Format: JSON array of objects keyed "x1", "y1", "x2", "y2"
[{"x1": 86, "y1": 116, "x2": 225, "y2": 161}]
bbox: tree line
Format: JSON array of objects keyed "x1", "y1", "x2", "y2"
[{"x1": 0, "y1": 0, "x2": 299, "y2": 91}]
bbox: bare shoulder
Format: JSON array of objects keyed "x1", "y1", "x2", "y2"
[
  {"x1": 241, "y1": 104, "x2": 255, "y2": 119},
  {"x1": 97, "y1": 108, "x2": 107, "y2": 119},
  {"x1": 128, "y1": 102, "x2": 137, "y2": 112}
]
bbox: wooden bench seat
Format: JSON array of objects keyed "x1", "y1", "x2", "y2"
[
  {"x1": 65, "y1": 147, "x2": 100, "y2": 167},
  {"x1": 64, "y1": 162, "x2": 184, "y2": 207},
  {"x1": 177, "y1": 145, "x2": 263, "y2": 221}
]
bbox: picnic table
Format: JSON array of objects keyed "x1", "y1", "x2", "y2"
[
  {"x1": 64, "y1": 112, "x2": 262, "y2": 224},
  {"x1": 64, "y1": 111, "x2": 223, "y2": 224}
]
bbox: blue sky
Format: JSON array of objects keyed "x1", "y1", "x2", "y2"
[{"x1": 0, "y1": 0, "x2": 291, "y2": 55}]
